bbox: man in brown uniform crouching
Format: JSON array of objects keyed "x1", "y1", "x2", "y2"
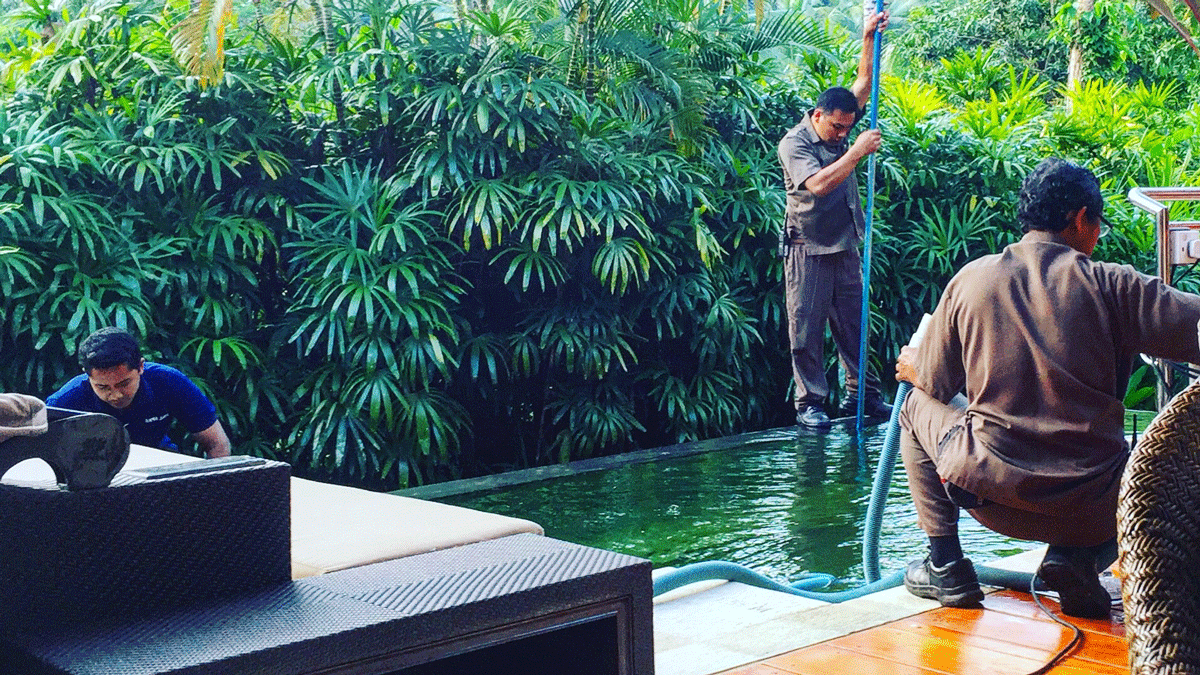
[{"x1": 895, "y1": 158, "x2": 1200, "y2": 618}]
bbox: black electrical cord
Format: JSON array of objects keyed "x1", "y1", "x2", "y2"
[
  {"x1": 1170, "y1": 259, "x2": 1200, "y2": 285},
  {"x1": 1138, "y1": 353, "x2": 1200, "y2": 379},
  {"x1": 1024, "y1": 573, "x2": 1085, "y2": 675},
  {"x1": 1165, "y1": 359, "x2": 1200, "y2": 379}
]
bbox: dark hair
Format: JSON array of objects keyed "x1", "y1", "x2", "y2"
[
  {"x1": 1017, "y1": 158, "x2": 1103, "y2": 233},
  {"x1": 814, "y1": 87, "x2": 860, "y2": 115},
  {"x1": 78, "y1": 327, "x2": 142, "y2": 372}
]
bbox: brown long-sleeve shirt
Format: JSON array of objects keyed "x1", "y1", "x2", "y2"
[{"x1": 914, "y1": 230, "x2": 1200, "y2": 514}]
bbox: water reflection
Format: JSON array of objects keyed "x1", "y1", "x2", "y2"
[
  {"x1": 437, "y1": 427, "x2": 1039, "y2": 588},
  {"x1": 842, "y1": 427, "x2": 872, "y2": 483},
  {"x1": 793, "y1": 430, "x2": 827, "y2": 489}
]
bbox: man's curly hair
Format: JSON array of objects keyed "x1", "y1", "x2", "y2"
[{"x1": 1017, "y1": 158, "x2": 1103, "y2": 233}]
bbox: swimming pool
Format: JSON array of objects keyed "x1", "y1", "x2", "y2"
[{"x1": 418, "y1": 425, "x2": 1039, "y2": 589}]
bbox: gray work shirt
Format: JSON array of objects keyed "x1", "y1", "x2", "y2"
[
  {"x1": 777, "y1": 109, "x2": 866, "y2": 255},
  {"x1": 914, "y1": 230, "x2": 1200, "y2": 514}
]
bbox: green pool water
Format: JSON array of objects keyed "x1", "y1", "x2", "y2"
[{"x1": 433, "y1": 425, "x2": 1040, "y2": 589}]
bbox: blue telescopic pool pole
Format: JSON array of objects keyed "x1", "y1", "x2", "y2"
[{"x1": 855, "y1": 0, "x2": 885, "y2": 437}]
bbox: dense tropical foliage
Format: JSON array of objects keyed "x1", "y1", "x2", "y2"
[{"x1": 0, "y1": 0, "x2": 1198, "y2": 488}]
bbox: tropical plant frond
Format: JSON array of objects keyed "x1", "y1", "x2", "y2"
[
  {"x1": 180, "y1": 335, "x2": 264, "y2": 370},
  {"x1": 492, "y1": 243, "x2": 570, "y2": 291},
  {"x1": 591, "y1": 236, "x2": 650, "y2": 294},
  {"x1": 1144, "y1": 0, "x2": 1200, "y2": 56},
  {"x1": 171, "y1": 0, "x2": 234, "y2": 86},
  {"x1": 737, "y1": 10, "x2": 833, "y2": 58}
]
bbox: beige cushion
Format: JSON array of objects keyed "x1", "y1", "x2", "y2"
[
  {"x1": 288, "y1": 476, "x2": 543, "y2": 577},
  {"x1": 0, "y1": 393, "x2": 47, "y2": 442},
  {"x1": 4, "y1": 444, "x2": 544, "y2": 579}
]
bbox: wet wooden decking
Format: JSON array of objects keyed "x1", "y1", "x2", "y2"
[{"x1": 717, "y1": 589, "x2": 1127, "y2": 675}]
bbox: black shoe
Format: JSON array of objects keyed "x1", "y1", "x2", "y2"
[
  {"x1": 838, "y1": 394, "x2": 893, "y2": 422},
  {"x1": 1037, "y1": 549, "x2": 1111, "y2": 618},
  {"x1": 796, "y1": 405, "x2": 832, "y2": 429},
  {"x1": 903, "y1": 555, "x2": 985, "y2": 608}
]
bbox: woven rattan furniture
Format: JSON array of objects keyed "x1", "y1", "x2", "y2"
[
  {"x1": 0, "y1": 408, "x2": 129, "y2": 491},
  {"x1": 3, "y1": 443, "x2": 546, "y2": 580},
  {"x1": 0, "y1": 456, "x2": 292, "y2": 633},
  {"x1": 1119, "y1": 379, "x2": 1200, "y2": 674},
  {"x1": 4, "y1": 533, "x2": 654, "y2": 675}
]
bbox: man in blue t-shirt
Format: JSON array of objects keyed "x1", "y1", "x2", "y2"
[{"x1": 47, "y1": 327, "x2": 232, "y2": 458}]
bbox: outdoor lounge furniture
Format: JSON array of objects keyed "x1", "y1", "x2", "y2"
[
  {"x1": 0, "y1": 405, "x2": 129, "y2": 491},
  {"x1": 0, "y1": 443, "x2": 653, "y2": 674},
  {"x1": 1118, "y1": 379, "x2": 1200, "y2": 674},
  {"x1": 3, "y1": 443, "x2": 545, "y2": 578},
  {"x1": 0, "y1": 455, "x2": 292, "y2": 633},
  {"x1": 3, "y1": 533, "x2": 654, "y2": 675}
]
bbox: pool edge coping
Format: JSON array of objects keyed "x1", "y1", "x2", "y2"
[{"x1": 394, "y1": 425, "x2": 804, "y2": 500}]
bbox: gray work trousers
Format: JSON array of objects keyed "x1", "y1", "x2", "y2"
[
  {"x1": 784, "y1": 245, "x2": 880, "y2": 408},
  {"x1": 898, "y1": 387, "x2": 1118, "y2": 547}
]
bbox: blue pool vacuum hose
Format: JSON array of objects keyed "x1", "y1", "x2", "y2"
[{"x1": 652, "y1": 314, "x2": 1049, "y2": 602}]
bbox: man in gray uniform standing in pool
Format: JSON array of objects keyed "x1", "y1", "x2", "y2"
[
  {"x1": 777, "y1": 9, "x2": 892, "y2": 430},
  {"x1": 896, "y1": 158, "x2": 1200, "y2": 618}
]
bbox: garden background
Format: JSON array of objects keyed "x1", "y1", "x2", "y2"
[{"x1": 0, "y1": 0, "x2": 1198, "y2": 489}]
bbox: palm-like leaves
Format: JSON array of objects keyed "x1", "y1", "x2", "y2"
[
  {"x1": 281, "y1": 164, "x2": 467, "y2": 483},
  {"x1": 11, "y1": 0, "x2": 1191, "y2": 490},
  {"x1": 1143, "y1": 0, "x2": 1200, "y2": 55},
  {"x1": 170, "y1": 0, "x2": 233, "y2": 85}
]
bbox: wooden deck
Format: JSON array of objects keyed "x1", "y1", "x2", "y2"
[{"x1": 717, "y1": 589, "x2": 1127, "y2": 675}]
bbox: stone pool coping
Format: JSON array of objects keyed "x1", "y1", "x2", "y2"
[
  {"x1": 396, "y1": 425, "x2": 809, "y2": 500},
  {"x1": 652, "y1": 546, "x2": 1051, "y2": 675}
]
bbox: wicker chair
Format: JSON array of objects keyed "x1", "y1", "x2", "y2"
[{"x1": 1119, "y1": 380, "x2": 1200, "y2": 674}]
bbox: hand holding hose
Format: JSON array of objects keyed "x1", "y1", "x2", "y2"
[{"x1": 895, "y1": 345, "x2": 918, "y2": 384}]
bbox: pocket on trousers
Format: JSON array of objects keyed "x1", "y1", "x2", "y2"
[{"x1": 943, "y1": 481, "x2": 991, "y2": 509}]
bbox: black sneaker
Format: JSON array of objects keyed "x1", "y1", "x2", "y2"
[
  {"x1": 903, "y1": 555, "x2": 985, "y2": 608},
  {"x1": 838, "y1": 394, "x2": 893, "y2": 422},
  {"x1": 796, "y1": 404, "x2": 832, "y2": 429},
  {"x1": 1037, "y1": 549, "x2": 1111, "y2": 618}
]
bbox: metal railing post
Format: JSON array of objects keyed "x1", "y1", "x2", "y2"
[{"x1": 1128, "y1": 187, "x2": 1200, "y2": 407}]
